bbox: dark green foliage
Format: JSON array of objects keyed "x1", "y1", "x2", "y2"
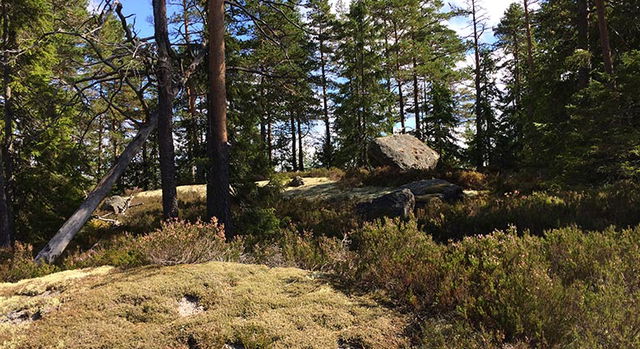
[
  {"x1": 424, "y1": 81, "x2": 461, "y2": 162},
  {"x1": 417, "y1": 181, "x2": 640, "y2": 241},
  {"x1": 332, "y1": 0, "x2": 394, "y2": 167}
]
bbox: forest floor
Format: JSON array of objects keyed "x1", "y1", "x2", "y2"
[{"x1": 0, "y1": 262, "x2": 409, "y2": 348}]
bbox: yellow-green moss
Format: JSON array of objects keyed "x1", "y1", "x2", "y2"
[{"x1": 1, "y1": 262, "x2": 409, "y2": 349}]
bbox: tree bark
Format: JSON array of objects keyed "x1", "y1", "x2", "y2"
[
  {"x1": 471, "y1": 0, "x2": 484, "y2": 168},
  {"x1": 523, "y1": 0, "x2": 534, "y2": 70},
  {"x1": 393, "y1": 21, "x2": 405, "y2": 133},
  {"x1": 207, "y1": 0, "x2": 232, "y2": 235},
  {"x1": 153, "y1": 0, "x2": 179, "y2": 219},
  {"x1": 512, "y1": 21, "x2": 521, "y2": 111},
  {"x1": 319, "y1": 31, "x2": 331, "y2": 166},
  {"x1": 0, "y1": 2, "x2": 14, "y2": 247},
  {"x1": 412, "y1": 56, "x2": 421, "y2": 140},
  {"x1": 577, "y1": 0, "x2": 590, "y2": 89},
  {"x1": 594, "y1": 0, "x2": 613, "y2": 75},
  {"x1": 35, "y1": 114, "x2": 159, "y2": 263},
  {"x1": 290, "y1": 113, "x2": 297, "y2": 171},
  {"x1": 267, "y1": 120, "x2": 272, "y2": 164},
  {"x1": 297, "y1": 117, "x2": 304, "y2": 171},
  {"x1": 184, "y1": 0, "x2": 199, "y2": 183}
]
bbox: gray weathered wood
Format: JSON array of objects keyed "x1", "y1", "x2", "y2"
[{"x1": 35, "y1": 113, "x2": 158, "y2": 263}]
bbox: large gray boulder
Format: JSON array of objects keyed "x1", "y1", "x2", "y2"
[
  {"x1": 101, "y1": 195, "x2": 129, "y2": 215},
  {"x1": 368, "y1": 134, "x2": 440, "y2": 171},
  {"x1": 399, "y1": 179, "x2": 463, "y2": 203},
  {"x1": 356, "y1": 189, "x2": 415, "y2": 221}
]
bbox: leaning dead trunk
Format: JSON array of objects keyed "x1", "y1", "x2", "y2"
[{"x1": 35, "y1": 114, "x2": 158, "y2": 263}]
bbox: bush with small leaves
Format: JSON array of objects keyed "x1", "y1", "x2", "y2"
[
  {"x1": 0, "y1": 242, "x2": 58, "y2": 282},
  {"x1": 137, "y1": 219, "x2": 244, "y2": 265}
]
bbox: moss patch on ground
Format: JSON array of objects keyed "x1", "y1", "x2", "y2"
[{"x1": 1, "y1": 262, "x2": 409, "y2": 349}]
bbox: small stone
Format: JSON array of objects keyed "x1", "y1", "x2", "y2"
[
  {"x1": 178, "y1": 295, "x2": 204, "y2": 317},
  {"x1": 101, "y1": 195, "x2": 129, "y2": 215},
  {"x1": 288, "y1": 176, "x2": 305, "y2": 187}
]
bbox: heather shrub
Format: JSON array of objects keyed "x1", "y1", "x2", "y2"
[
  {"x1": 273, "y1": 198, "x2": 358, "y2": 238},
  {"x1": 62, "y1": 234, "x2": 145, "y2": 269},
  {"x1": 346, "y1": 219, "x2": 640, "y2": 347},
  {"x1": 248, "y1": 229, "x2": 352, "y2": 272},
  {"x1": 137, "y1": 219, "x2": 244, "y2": 265},
  {"x1": 440, "y1": 169, "x2": 488, "y2": 190},
  {"x1": 0, "y1": 242, "x2": 58, "y2": 282},
  {"x1": 417, "y1": 181, "x2": 640, "y2": 240}
]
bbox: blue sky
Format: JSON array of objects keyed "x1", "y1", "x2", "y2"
[
  {"x1": 99, "y1": 0, "x2": 526, "y2": 42},
  {"x1": 118, "y1": 0, "x2": 154, "y2": 37},
  {"x1": 90, "y1": 0, "x2": 529, "y2": 144}
]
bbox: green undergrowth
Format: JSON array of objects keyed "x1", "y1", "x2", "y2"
[
  {"x1": 4, "y1": 218, "x2": 640, "y2": 347},
  {"x1": 417, "y1": 180, "x2": 640, "y2": 240},
  {"x1": 4, "y1": 175, "x2": 640, "y2": 347}
]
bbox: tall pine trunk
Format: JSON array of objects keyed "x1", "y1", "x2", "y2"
[
  {"x1": 412, "y1": 56, "x2": 421, "y2": 140},
  {"x1": 0, "y1": 3, "x2": 14, "y2": 247},
  {"x1": 290, "y1": 113, "x2": 297, "y2": 171},
  {"x1": 152, "y1": 0, "x2": 179, "y2": 219},
  {"x1": 577, "y1": 0, "x2": 590, "y2": 89},
  {"x1": 267, "y1": 120, "x2": 272, "y2": 164},
  {"x1": 319, "y1": 32, "x2": 331, "y2": 166},
  {"x1": 393, "y1": 22, "x2": 405, "y2": 133},
  {"x1": 594, "y1": 0, "x2": 613, "y2": 75},
  {"x1": 297, "y1": 117, "x2": 304, "y2": 171},
  {"x1": 184, "y1": 0, "x2": 199, "y2": 183},
  {"x1": 471, "y1": 0, "x2": 483, "y2": 168},
  {"x1": 523, "y1": 0, "x2": 534, "y2": 69},
  {"x1": 207, "y1": 0, "x2": 232, "y2": 235}
]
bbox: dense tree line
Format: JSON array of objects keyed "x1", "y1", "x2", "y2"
[{"x1": 0, "y1": 0, "x2": 638, "y2": 256}]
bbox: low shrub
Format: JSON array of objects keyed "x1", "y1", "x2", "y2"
[
  {"x1": 138, "y1": 219, "x2": 244, "y2": 265},
  {"x1": 0, "y1": 242, "x2": 58, "y2": 282},
  {"x1": 345, "y1": 219, "x2": 640, "y2": 347},
  {"x1": 439, "y1": 169, "x2": 488, "y2": 190},
  {"x1": 417, "y1": 181, "x2": 640, "y2": 240},
  {"x1": 273, "y1": 198, "x2": 359, "y2": 238},
  {"x1": 62, "y1": 234, "x2": 145, "y2": 269},
  {"x1": 277, "y1": 230, "x2": 352, "y2": 272}
]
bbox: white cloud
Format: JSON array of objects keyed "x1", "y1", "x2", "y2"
[
  {"x1": 87, "y1": 0, "x2": 103, "y2": 14},
  {"x1": 445, "y1": 0, "x2": 522, "y2": 42}
]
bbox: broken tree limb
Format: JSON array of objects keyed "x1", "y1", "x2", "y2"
[
  {"x1": 91, "y1": 215, "x2": 122, "y2": 226},
  {"x1": 35, "y1": 113, "x2": 158, "y2": 263}
]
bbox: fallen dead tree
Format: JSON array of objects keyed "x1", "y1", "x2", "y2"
[
  {"x1": 34, "y1": 0, "x2": 205, "y2": 263},
  {"x1": 35, "y1": 113, "x2": 158, "y2": 263}
]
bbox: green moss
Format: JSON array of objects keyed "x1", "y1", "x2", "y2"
[{"x1": 0, "y1": 262, "x2": 409, "y2": 349}]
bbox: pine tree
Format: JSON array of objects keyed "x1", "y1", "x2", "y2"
[
  {"x1": 494, "y1": 3, "x2": 528, "y2": 167},
  {"x1": 333, "y1": 0, "x2": 393, "y2": 166},
  {"x1": 308, "y1": 0, "x2": 337, "y2": 167}
]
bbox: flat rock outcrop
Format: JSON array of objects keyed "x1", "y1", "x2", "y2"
[{"x1": 399, "y1": 179, "x2": 463, "y2": 202}]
